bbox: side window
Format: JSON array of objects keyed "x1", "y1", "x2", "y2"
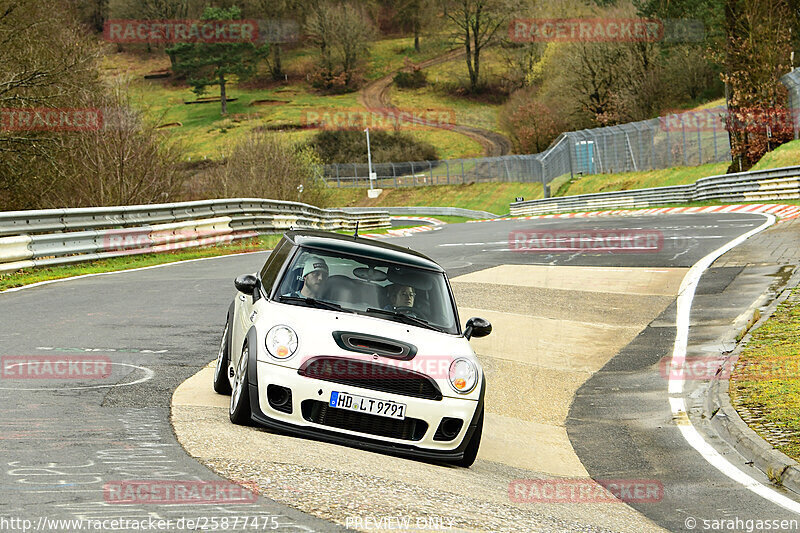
[{"x1": 259, "y1": 239, "x2": 293, "y2": 293}]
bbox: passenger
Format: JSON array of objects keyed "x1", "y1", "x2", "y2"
[{"x1": 385, "y1": 284, "x2": 416, "y2": 310}]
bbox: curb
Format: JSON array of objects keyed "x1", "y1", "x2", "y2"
[
  {"x1": 708, "y1": 266, "x2": 800, "y2": 494},
  {"x1": 469, "y1": 203, "x2": 800, "y2": 223}
]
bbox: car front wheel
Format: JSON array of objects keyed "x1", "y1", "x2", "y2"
[{"x1": 229, "y1": 344, "x2": 252, "y2": 425}]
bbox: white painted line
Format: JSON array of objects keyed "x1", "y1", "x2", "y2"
[
  {"x1": 0, "y1": 250, "x2": 268, "y2": 295},
  {"x1": 0, "y1": 362, "x2": 154, "y2": 391},
  {"x1": 666, "y1": 213, "x2": 800, "y2": 514}
]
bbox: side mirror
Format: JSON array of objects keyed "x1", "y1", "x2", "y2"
[
  {"x1": 464, "y1": 317, "x2": 492, "y2": 340},
  {"x1": 234, "y1": 274, "x2": 259, "y2": 295}
]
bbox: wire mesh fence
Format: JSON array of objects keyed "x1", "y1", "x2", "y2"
[
  {"x1": 321, "y1": 105, "x2": 735, "y2": 192},
  {"x1": 782, "y1": 69, "x2": 800, "y2": 140}
]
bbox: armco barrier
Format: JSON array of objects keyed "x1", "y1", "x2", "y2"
[
  {"x1": 338, "y1": 206, "x2": 499, "y2": 219},
  {"x1": 0, "y1": 199, "x2": 390, "y2": 275},
  {"x1": 510, "y1": 165, "x2": 800, "y2": 216}
]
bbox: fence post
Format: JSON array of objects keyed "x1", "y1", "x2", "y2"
[
  {"x1": 541, "y1": 158, "x2": 549, "y2": 198},
  {"x1": 665, "y1": 121, "x2": 671, "y2": 167},
  {"x1": 412, "y1": 162, "x2": 417, "y2": 187},
  {"x1": 650, "y1": 125, "x2": 656, "y2": 170},
  {"x1": 428, "y1": 160, "x2": 433, "y2": 184},
  {"x1": 353, "y1": 163, "x2": 358, "y2": 188},
  {"x1": 567, "y1": 139, "x2": 574, "y2": 180},
  {"x1": 461, "y1": 159, "x2": 465, "y2": 183},
  {"x1": 712, "y1": 117, "x2": 718, "y2": 161},
  {"x1": 336, "y1": 164, "x2": 340, "y2": 188},
  {"x1": 445, "y1": 160, "x2": 450, "y2": 185},
  {"x1": 696, "y1": 117, "x2": 702, "y2": 164},
  {"x1": 682, "y1": 120, "x2": 688, "y2": 166},
  {"x1": 391, "y1": 163, "x2": 397, "y2": 188}
]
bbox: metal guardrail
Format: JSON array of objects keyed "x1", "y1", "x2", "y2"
[
  {"x1": 509, "y1": 165, "x2": 800, "y2": 216},
  {"x1": 0, "y1": 199, "x2": 390, "y2": 275},
  {"x1": 338, "y1": 206, "x2": 499, "y2": 219}
]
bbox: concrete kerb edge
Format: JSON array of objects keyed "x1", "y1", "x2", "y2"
[{"x1": 708, "y1": 266, "x2": 800, "y2": 495}]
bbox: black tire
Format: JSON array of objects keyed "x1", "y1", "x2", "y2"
[
  {"x1": 213, "y1": 319, "x2": 232, "y2": 395},
  {"x1": 455, "y1": 406, "x2": 483, "y2": 468},
  {"x1": 229, "y1": 344, "x2": 253, "y2": 425}
]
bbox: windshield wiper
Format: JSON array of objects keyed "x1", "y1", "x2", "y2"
[
  {"x1": 278, "y1": 296, "x2": 349, "y2": 312},
  {"x1": 365, "y1": 308, "x2": 444, "y2": 333}
]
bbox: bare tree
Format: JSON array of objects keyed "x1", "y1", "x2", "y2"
[
  {"x1": 201, "y1": 132, "x2": 330, "y2": 207},
  {"x1": 394, "y1": 0, "x2": 436, "y2": 52},
  {"x1": 0, "y1": 0, "x2": 104, "y2": 209},
  {"x1": 48, "y1": 81, "x2": 188, "y2": 207},
  {"x1": 443, "y1": 0, "x2": 512, "y2": 93},
  {"x1": 305, "y1": 2, "x2": 376, "y2": 91},
  {"x1": 246, "y1": 0, "x2": 305, "y2": 80}
]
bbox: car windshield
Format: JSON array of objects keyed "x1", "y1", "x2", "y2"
[{"x1": 274, "y1": 246, "x2": 459, "y2": 334}]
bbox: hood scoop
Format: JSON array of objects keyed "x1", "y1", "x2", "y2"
[{"x1": 332, "y1": 331, "x2": 417, "y2": 360}]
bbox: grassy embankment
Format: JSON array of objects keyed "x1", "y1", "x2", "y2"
[
  {"x1": 111, "y1": 35, "x2": 483, "y2": 161},
  {"x1": 730, "y1": 288, "x2": 800, "y2": 462}
]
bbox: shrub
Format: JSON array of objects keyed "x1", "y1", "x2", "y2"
[
  {"x1": 305, "y1": 130, "x2": 437, "y2": 164},
  {"x1": 393, "y1": 68, "x2": 427, "y2": 89},
  {"x1": 198, "y1": 132, "x2": 331, "y2": 207}
]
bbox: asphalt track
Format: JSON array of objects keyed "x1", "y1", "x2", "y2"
[{"x1": 1, "y1": 212, "x2": 798, "y2": 532}]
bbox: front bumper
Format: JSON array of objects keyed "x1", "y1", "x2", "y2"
[{"x1": 247, "y1": 356, "x2": 484, "y2": 461}]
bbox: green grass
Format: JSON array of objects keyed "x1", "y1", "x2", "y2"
[
  {"x1": 730, "y1": 288, "x2": 800, "y2": 461},
  {"x1": 0, "y1": 235, "x2": 282, "y2": 292},
  {"x1": 750, "y1": 139, "x2": 800, "y2": 171},
  {"x1": 554, "y1": 162, "x2": 730, "y2": 197},
  {"x1": 390, "y1": 84, "x2": 502, "y2": 136},
  {"x1": 327, "y1": 182, "x2": 544, "y2": 215},
  {"x1": 366, "y1": 36, "x2": 453, "y2": 81}
]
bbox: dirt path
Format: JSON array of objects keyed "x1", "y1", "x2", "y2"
[{"x1": 358, "y1": 49, "x2": 514, "y2": 157}]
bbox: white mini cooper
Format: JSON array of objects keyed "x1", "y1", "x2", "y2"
[{"x1": 213, "y1": 230, "x2": 491, "y2": 467}]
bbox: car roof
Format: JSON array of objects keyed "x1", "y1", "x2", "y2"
[{"x1": 283, "y1": 229, "x2": 444, "y2": 272}]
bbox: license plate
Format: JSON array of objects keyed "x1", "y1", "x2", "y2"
[{"x1": 329, "y1": 391, "x2": 406, "y2": 420}]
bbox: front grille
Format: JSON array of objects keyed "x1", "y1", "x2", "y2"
[
  {"x1": 298, "y1": 356, "x2": 443, "y2": 401},
  {"x1": 301, "y1": 400, "x2": 427, "y2": 441}
]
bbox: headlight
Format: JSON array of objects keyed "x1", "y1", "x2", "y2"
[
  {"x1": 265, "y1": 325, "x2": 298, "y2": 360},
  {"x1": 449, "y1": 358, "x2": 477, "y2": 394}
]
